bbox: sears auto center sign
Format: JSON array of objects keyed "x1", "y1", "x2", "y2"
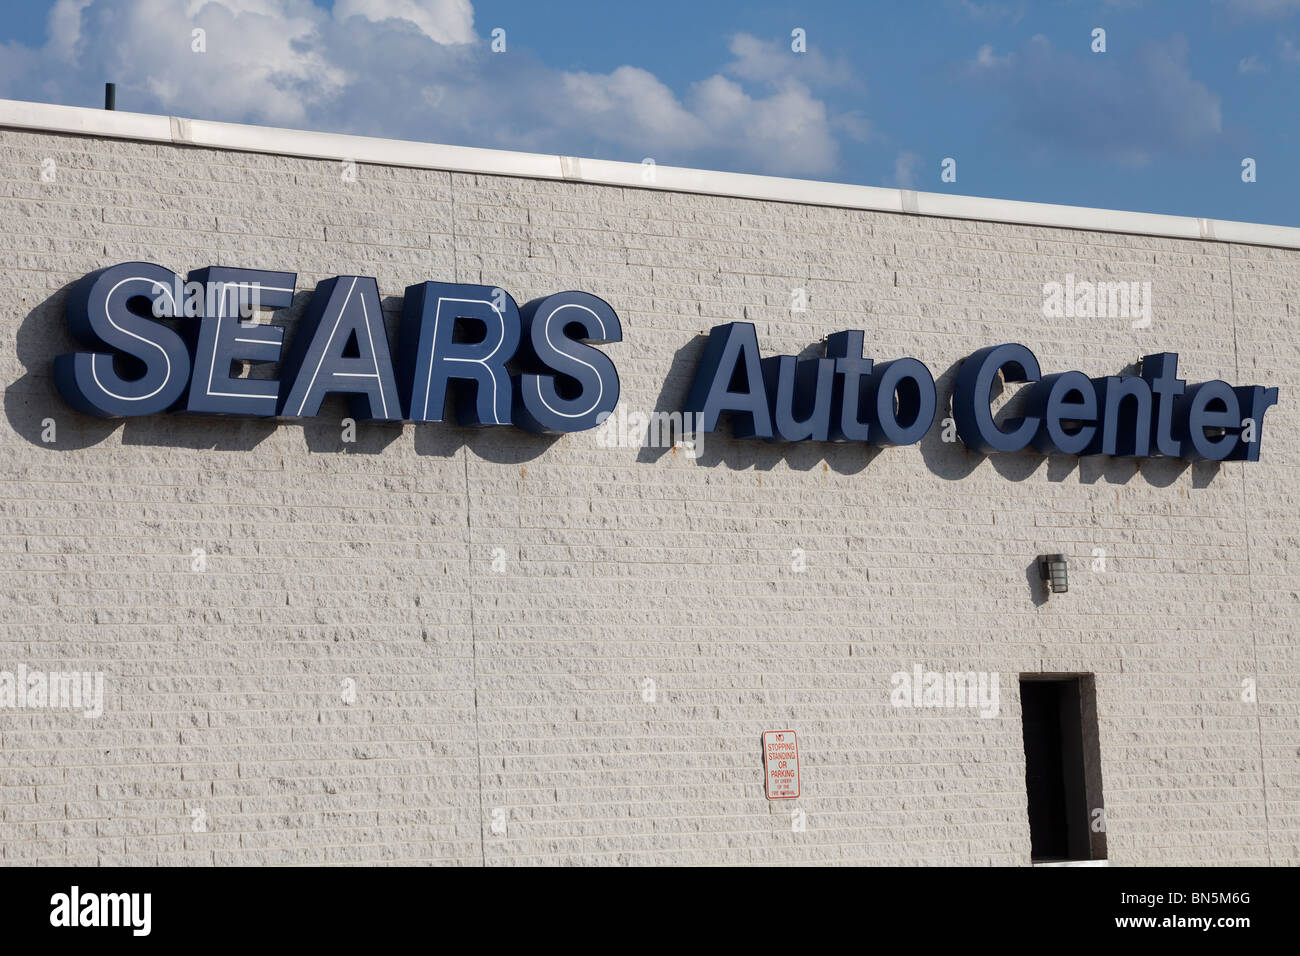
[{"x1": 54, "y1": 262, "x2": 1279, "y2": 464}]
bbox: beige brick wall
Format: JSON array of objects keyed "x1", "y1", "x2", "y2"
[{"x1": 0, "y1": 126, "x2": 1294, "y2": 865}]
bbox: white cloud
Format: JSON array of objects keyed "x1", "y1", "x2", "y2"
[
  {"x1": 971, "y1": 43, "x2": 1012, "y2": 69},
  {"x1": 32, "y1": 0, "x2": 350, "y2": 126},
  {"x1": 561, "y1": 66, "x2": 707, "y2": 150},
  {"x1": 555, "y1": 63, "x2": 843, "y2": 175},
  {"x1": 47, "y1": 0, "x2": 93, "y2": 61},
  {"x1": 0, "y1": 3, "x2": 857, "y2": 178},
  {"x1": 832, "y1": 110, "x2": 872, "y2": 143},
  {"x1": 891, "y1": 150, "x2": 921, "y2": 188},
  {"x1": 723, "y1": 32, "x2": 858, "y2": 90},
  {"x1": 691, "y1": 74, "x2": 840, "y2": 174},
  {"x1": 333, "y1": 0, "x2": 474, "y2": 44}
]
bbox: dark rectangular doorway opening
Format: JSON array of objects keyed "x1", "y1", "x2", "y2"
[{"x1": 1020, "y1": 675, "x2": 1107, "y2": 863}]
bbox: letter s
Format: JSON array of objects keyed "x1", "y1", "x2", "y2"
[
  {"x1": 54, "y1": 261, "x2": 191, "y2": 417},
  {"x1": 512, "y1": 291, "x2": 622, "y2": 433}
]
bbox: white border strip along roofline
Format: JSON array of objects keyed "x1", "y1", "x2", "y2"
[{"x1": 4, "y1": 96, "x2": 1300, "y2": 251}]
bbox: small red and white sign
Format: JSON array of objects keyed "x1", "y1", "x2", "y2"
[{"x1": 763, "y1": 730, "x2": 800, "y2": 799}]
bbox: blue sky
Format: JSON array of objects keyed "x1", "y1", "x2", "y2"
[{"x1": 2, "y1": 1, "x2": 1299, "y2": 225}]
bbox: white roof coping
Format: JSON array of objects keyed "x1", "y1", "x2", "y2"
[{"x1": 4, "y1": 96, "x2": 1299, "y2": 250}]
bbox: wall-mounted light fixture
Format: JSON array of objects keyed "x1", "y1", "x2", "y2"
[{"x1": 1038, "y1": 554, "x2": 1068, "y2": 594}]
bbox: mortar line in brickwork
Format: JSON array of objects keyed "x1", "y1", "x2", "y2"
[
  {"x1": 449, "y1": 171, "x2": 489, "y2": 868},
  {"x1": 1227, "y1": 243, "x2": 1272, "y2": 865},
  {"x1": 462, "y1": 443, "x2": 486, "y2": 868}
]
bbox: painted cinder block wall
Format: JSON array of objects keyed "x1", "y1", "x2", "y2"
[{"x1": 0, "y1": 110, "x2": 1296, "y2": 865}]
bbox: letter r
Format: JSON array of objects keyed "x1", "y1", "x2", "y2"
[{"x1": 398, "y1": 282, "x2": 521, "y2": 425}]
